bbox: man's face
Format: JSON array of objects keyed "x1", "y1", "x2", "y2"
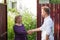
[{"x1": 41, "y1": 8, "x2": 46, "y2": 18}]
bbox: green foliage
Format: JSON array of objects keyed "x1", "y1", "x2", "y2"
[
  {"x1": 50, "y1": 0, "x2": 60, "y2": 4},
  {"x1": 8, "y1": 8, "x2": 37, "y2": 40},
  {"x1": 8, "y1": 16, "x2": 15, "y2": 40}
]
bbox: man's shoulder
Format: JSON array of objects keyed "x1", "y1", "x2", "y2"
[
  {"x1": 47, "y1": 17, "x2": 53, "y2": 22},
  {"x1": 45, "y1": 17, "x2": 54, "y2": 24}
]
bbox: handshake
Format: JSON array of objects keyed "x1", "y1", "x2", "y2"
[
  {"x1": 27, "y1": 28, "x2": 39, "y2": 34},
  {"x1": 27, "y1": 30, "x2": 34, "y2": 35}
]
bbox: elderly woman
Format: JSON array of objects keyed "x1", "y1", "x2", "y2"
[{"x1": 13, "y1": 15, "x2": 28, "y2": 40}]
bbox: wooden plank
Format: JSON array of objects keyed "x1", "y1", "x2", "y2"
[{"x1": 0, "y1": 4, "x2": 7, "y2": 40}]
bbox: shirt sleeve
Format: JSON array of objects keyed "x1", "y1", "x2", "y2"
[
  {"x1": 39, "y1": 23, "x2": 46, "y2": 31},
  {"x1": 39, "y1": 21, "x2": 53, "y2": 35},
  {"x1": 13, "y1": 25, "x2": 27, "y2": 35},
  {"x1": 45, "y1": 21, "x2": 52, "y2": 35}
]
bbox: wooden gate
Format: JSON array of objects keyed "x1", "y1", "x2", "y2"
[
  {"x1": 0, "y1": 4, "x2": 7, "y2": 40},
  {"x1": 37, "y1": 0, "x2": 60, "y2": 40}
]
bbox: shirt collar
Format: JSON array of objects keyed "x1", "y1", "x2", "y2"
[{"x1": 44, "y1": 15, "x2": 50, "y2": 21}]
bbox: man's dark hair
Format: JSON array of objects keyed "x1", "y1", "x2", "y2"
[{"x1": 41, "y1": 6, "x2": 50, "y2": 15}]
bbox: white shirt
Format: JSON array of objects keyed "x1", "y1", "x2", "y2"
[{"x1": 40, "y1": 16, "x2": 54, "y2": 40}]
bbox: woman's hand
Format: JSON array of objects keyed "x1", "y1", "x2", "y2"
[{"x1": 27, "y1": 30, "x2": 33, "y2": 35}]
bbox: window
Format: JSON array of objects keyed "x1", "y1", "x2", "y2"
[
  {"x1": 12, "y1": 2, "x2": 17, "y2": 9},
  {"x1": 39, "y1": 0, "x2": 49, "y2": 4}
]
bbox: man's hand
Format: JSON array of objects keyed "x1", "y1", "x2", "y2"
[{"x1": 27, "y1": 27, "x2": 41, "y2": 34}]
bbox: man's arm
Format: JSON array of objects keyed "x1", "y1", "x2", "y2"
[
  {"x1": 27, "y1": 27, "x2": 41, "y2": 34},
  {"x1": 31, "y1": 27, "x2": 41, "y2": 32},
  {"x1": 46, "y1": 34, "x2": 49, "y2": 40}
]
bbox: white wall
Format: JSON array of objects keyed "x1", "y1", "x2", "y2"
[{"x1": 17, "y1": 0, "x2": 37, "y2": 16}]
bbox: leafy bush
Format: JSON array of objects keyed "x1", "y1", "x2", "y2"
[
  {"x1": 50, "y1": 0, "x2": 60, "y2": 4},
  {"x1": 8, "y1": 8, "x2": 37, "y2": 40}
]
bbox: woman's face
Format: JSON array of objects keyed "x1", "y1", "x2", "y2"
[{"x1": 17, "y1": 17, "x2": 22, "y2": 23}]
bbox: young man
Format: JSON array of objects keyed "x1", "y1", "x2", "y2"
[{"x1": 27, "y1": 6, "x2": 54, "y2": 40}]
